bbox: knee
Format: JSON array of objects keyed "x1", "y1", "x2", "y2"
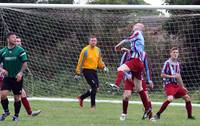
[
  {"x1": 123, "y1": 94, "x2": 131, "y2": 100},
  {"x1": 91, "y1": 88, "x2": 97, "y2": 94},
  {"x1": 123, "y1": 91, "x2": 131, "y2": 100},
  {"x1": 14, "y1": 96, "x2": 21, "y2": 102},
  {"x1": 167, "y1": 96, "x2": 174, "y2": 102},
  {"x1": 21, "y1": 89, "x2": 27, "y2": 98},
  {"x1": 183, "y1": 95, "x2": 191, "y2": 102},
  {"x1": 117, "y1": 66, "x2": 123, "y2": 71}
]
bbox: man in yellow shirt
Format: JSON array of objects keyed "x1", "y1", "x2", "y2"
[{"x1": 75, "y1": 35, "x2": 108, "y2": 109}]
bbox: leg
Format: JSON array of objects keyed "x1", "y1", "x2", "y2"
[
  {"x1": 183, "y1": 94, "x2": 193, "y2": 119},
  {"x1": 135, "y1": 78, "x2": 151, "y2": 119},
  {"x1": 115, "y1": 64, "x2": 130, "y2": 87},
  {"x1": 120, "y1": 90, "x2": 132, "y2": 121},
  {"x1": 0, "y1": 90, "x2": 9, "y2": 113},
  {"x1": 13, "y1": 94, "x2": 21, "y2": 118},
  {"x1": 21, "y1": 88, "x2": 32, "y2": 115},
  {"x1": 176, "y1": 85, "x2": 194, "y2": 119},
  {"x1": 145, "y1": 91, "x2": 152, "y2": 119},
  {"x1": 0, "y1": 90, "x2": 10, "y2": 121},
  {"x1": 78, "y1": 69, "x2": 98, "y2": 108},
  {"x1": 154, "y1": 95, "x2": 173, "y2": 120},
  {"x1": 142, "y1": 80, "x2": 153, "y2": 119}
]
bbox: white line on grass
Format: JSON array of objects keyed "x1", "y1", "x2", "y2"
[{"x1": 15, "y1": 97, "x2": 200, "y2": 107}]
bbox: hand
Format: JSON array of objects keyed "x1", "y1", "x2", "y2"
[
  {"x1": 103, "y1": 67, "x2": 109, "y2": 73},
  {"x1": 1, "y1": 69, "x2": 8, "y2": 76},
  {"x1": 173, "y1": 73, "x2": 181, "y2": 79},
  {"x1": 16, "y1": 72, "x2": 23, "y2": 82},
  {"x1": 114, "y1": 45, "x2": 121, "y2": 51},
  {"x1": 182, "y1": 86, "x2": 189, "y2": 93},
  {"x1": 97, "y1": 87, "x2": 100, "y2": 92},
  {"x1": 74, "y1": 74, "x2": 81, "y2": 80},
  {"x1": 148, "y1": 80, "x2": 154, "y2": 90}
]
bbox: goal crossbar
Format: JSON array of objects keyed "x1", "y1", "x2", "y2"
[{"x1": 0, "y1": 3, "x2": 200, "y2": 10}]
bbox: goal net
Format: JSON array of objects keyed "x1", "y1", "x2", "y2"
[{"x1": 0, "y1": 4, "x2": 200, "y2": 101}]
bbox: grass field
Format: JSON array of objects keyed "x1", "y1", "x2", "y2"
[{"x1": 0, "y1": 100, "x2": 199, "y2": 126}]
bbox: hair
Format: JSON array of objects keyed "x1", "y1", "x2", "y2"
[
  {"x1": 88, "y1": 34, "x2": 97, "y2": 41},
  {"x1": 170, "y1": 47, "x2": 179, "y2": 53},
  {"x1": 133, "y1": 23, "x2": 145, "y2": 31},
  {"x1": 6, "y1": 32, "x2": 16, "y2": 39}
]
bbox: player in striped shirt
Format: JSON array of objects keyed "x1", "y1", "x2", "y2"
[
  {"x1": 153, "y1": 47, "x2": 195, "y2": 120},
  {"x1": 75, "y1": 35, "x2": 108, "y2": 110},
  {"x1": 117, "y1": 48, "x2": 154, "y2": 121},
  {"x1": 113, "y1": 23, "x2": 151, "y2": 119}
]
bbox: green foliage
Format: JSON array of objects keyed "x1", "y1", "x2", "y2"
[
  {"x1": 89, "y1": 0, "x2": 147, "y2": 5},
  {"x1": 164, "y1": 0, "x2": 194, "y2": 5},
  {"x1": 0, "y1": 0, "x2": 37, "y2": 3},
  {"x1": 48, "y1": 0, "x2": 73, "y2": 4}
]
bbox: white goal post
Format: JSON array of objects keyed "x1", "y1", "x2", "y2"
[{"x1": 0, "y1": 4, "x2": 200, "y2": 107}]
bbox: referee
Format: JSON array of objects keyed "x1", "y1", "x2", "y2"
[
  {"x1": 75, "y1": 35, "x2": 108, "y2": 110},
  {"x1": 0, "y1": 32, "x2": 28, "y2": 121}
]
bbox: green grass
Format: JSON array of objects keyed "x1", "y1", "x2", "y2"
[{"x1": 0, "y1": 100, "x2": 199, "y2": 126}]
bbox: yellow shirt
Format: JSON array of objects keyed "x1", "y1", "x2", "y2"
[{"x1": 76, "y1": 45, "x2": 105, "y2": 75}]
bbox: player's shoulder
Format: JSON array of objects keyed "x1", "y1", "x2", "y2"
[
  {"x1": 0, "y1": 47, "x2": 7, "y2": 54},
  {"x1": 134, "y1": 30, "x2": 143, "y2": 35},
  {"x1": 163, "y1": 58, "x2": 170, "y2": 64},
  {"x1": 0, "y1": 47, "x2": 7, "y2": 51}
]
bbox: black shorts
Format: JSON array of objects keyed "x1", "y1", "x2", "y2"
[
  {"x1": 83, "y1": 69, "x2": 99, "y2": 89},
  {"x1": 1, "y1": 77, "x2": 23, "y2": 95}
]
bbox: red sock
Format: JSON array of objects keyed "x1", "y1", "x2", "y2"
[
  {"x1": 186, "y1": 101, "x2": 192, "y2": 118},
  {"x1": 122, "y1": 99, "x2": 129, "y2": 114},
  {"x1": 115, "y1": 71, "x2": 124, "y2": 87},
  {"x1": 158, "y1": 100, "x2": 170, "y2": 114},
  {"x1": 139, "y1": 90, "x2": 149, "y2": 111},
  {"x1": 21, "y1": 97, "x2": 32, "y2": 115}
]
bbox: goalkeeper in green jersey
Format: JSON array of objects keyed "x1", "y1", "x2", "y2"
[{"x1": 0, "y1": 32, "x2": 28, "y2": 121}]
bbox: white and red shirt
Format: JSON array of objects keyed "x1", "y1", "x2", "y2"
[{"x1": 161, "y1": 58, "x2": 181, "y2": 85}]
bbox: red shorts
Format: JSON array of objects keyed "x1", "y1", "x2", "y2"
[
  {"x1": 124, "y1": 80, "x2": 147, "y2": 91},
  {"x1": 124, "y1": 80, "x2": 134, "y2": 91},
  {"x1": 125, "y1": 58, "x2": 144, "y2": 80},
  {"x1": 164, "y1": 84, "x2": 187, "y2": 98}
]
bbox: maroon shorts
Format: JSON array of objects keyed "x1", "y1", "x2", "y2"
[
  {"x1": 124, "y1": 58, "x2": 144, "y2": 80},
  {"x1": 164, "y1": 84, "x2": 187, "y2": 98},
  {"x1": 124, "y1": 79, "x2": 147, "y2": 91},
  {"x1": 124, "y1": 79, "x2": 134, "y2": 91}
]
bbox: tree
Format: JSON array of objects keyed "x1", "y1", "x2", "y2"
[
  {"x1": 88, "y1": 0, "x2": 147, "y2": 5},
  {"x1": 0, "y1": 0, "x2": 37, "y2": 3},
  {"x1": 164, "y1": 0, "x2": 200, "y2": 5}
]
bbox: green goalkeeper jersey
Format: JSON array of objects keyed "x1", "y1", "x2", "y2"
[{"x1": 0, "y1": 45, "x2": 28, "y2": 78}]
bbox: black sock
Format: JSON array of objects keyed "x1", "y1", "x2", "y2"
[
  {"x1": 80, "y1": 90, "x2": 91, "y2": 99},
  {"x1": 1, "y1": 98, "x2": 9, "y2": 113},
  {"x1": 90, "y1": 89, "x2": 96, "y2": 107},
  {"x1": 14, "y1": 101, "x2": 21, "y2": 117}
]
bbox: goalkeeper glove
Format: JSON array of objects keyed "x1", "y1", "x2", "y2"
[
  {"x1": 103, "y1": 67, "x2": 109, "y2": 73},
  {"x1": 74, "y1": 74, "x2": 81, "y2": 80}
]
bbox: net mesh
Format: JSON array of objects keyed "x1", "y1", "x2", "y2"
[{"x1": 0, "y1": 7, "x2": 200, "y2": 100}]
